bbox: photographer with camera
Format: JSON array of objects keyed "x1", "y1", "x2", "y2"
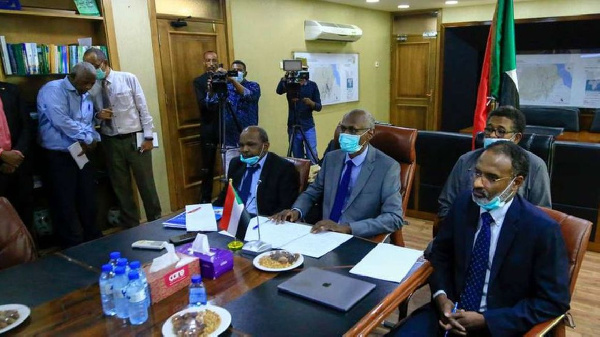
[
  {"x1": 205, "y1": 59, "x2": 261, "y2": 175},
  {"x1": 276, "y1": 64, "x2": 322, "y2": 164}
]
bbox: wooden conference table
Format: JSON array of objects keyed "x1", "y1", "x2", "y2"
[{"x1": 0, "y1": 216, "x2": 432, "y2": 336}]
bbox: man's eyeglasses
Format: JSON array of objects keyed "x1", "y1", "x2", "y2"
[
  {"x1": 471, "y1": 169, "x2": 514, "y2": 185},
  {"x1": 338, "y1": 125, "x2": 370, "y2": 135},
  {"x1": 484, "y1": 127, "x2": 517, "y2": 138}
]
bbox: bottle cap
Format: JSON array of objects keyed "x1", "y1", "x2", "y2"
[
  {"x1": 114, "y1": 266, "x2": 126, "y2": 275},
  {"x1": 191, "y1": 274, "x2": 202, "y2": 283},
  {"x1": 128, "y1": 271, "x2": 139, "y2": 280},
  {"x1": 130, "y1": 261, "x2": 141, "y2": 269},
  {"x1": 116, "y1": 258, "x2": 128, "y2": 267},
  {"x1": 109, "y1": 251, "x2": 121, "y2": 260},
  {"x1": 101, "y1": 264, "x2": 112, "y2": 273}
]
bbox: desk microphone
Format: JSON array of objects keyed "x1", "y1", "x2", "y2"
[{"x1": 241, "y1": 179, "x2": 272, "y2": 255}]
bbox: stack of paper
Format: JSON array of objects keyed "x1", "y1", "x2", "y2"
[{"x1": 350, "y1": 243, "x2": 423, "y2": 283}]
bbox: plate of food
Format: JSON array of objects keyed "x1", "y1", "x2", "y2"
[
  {"x1": 0, "y1": 304, "x2": 30, "y2": 334},
  {"x1": 253, "y1": 250, "x2": 304, "y2": 272},
  {"x1": 162, "y1": 304, "x2": 231, "y2": 337}
]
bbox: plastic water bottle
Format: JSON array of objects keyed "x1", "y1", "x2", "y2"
[
  {"x1": 108, "y1": 251, "x2": 121, "y2": 268},
  {"x1": 126, "y1": 271, "x2": 149, "y2": 325},
  {"x1": 99, "y1": 264, "x2": 116, "y2": 316},
  {"x1": 116, "y1": 258, "x2": 129, "y2": 274},
  {"x1": 112, "y1": 266, "x2": 129, "y2": 319},
  {"x1": 129, "y1": 261, "x2": 150, "y2": 308},
  {"x1": 189, "y1": 274, "x2": 207, "y2": 307}
]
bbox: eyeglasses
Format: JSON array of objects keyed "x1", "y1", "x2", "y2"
[
  {"x1": 484, "y1": 127, "x2": 517, "y2": 138},
  {"x1": 338, "y1": 125, "x2": 370, "y2": 135},
  {"x1": 471, "y1": 169, "x2": 514, "y2": 185}
]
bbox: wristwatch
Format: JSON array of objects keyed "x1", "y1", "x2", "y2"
[{"x1": 144, "y1": 137, "x2": 154, "y2": 141}]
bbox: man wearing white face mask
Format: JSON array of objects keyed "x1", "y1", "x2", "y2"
[
  {"x1": 215, "y1": 126, "x2": 298, "y2": 217},
  {"x1": 272, "y1": 109, "x2": 404, "y2": 238},
  {"x1": 206, "y1": 60, "x2": 261, "y2": 173},
  {"x1": 438, "y1": 106, "x2": 551, "y2": 219}
]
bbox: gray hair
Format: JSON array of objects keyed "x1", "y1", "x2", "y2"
[
  {"x1": 242, "y1": 125, "x2": 269, "y2": 143},
  {"x1": 69, "y1": 62, "x2": 96, "y2": 79},
  {"x1": 344, "y1": 109, "x2": 376, "y2": 129}
]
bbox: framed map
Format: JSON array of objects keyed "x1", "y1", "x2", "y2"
[
  {"x1": 293, "y1": 52, "x2": 359, "y2": 106},
  {"x1": 517, "y1": 53, "x2": 600, "y2": 108}
]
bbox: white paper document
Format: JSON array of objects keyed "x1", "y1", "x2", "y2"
[
  {"x1": 244, "y1": 216, "x2": 352, "y2": 258},
  {"x1": 67, "y1": 142, "x2": 89, "y2": 169},
  {"x1": 136, "y1": 132, "x2": 159, "y2": 148},
  {"x1": 350, "y1": 243, "x2": 423, "y2": 283},
  {"x1": 185, "y1": 204, "x2": 217, "y2": 232}
]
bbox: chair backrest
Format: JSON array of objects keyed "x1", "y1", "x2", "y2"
[
  {"x1": 370, "y1": 124, "x2": 418, "y2": 246},
  {"x1": 285, "y1": 157, "x2": 311, "y2": 193},
  {"x1": 520, "y1": 106, "x2": 580, "y2": 132},
  {"x1": 538, "y1": 207, "x2": 592, "y2": 295},
  {"x1": 0, "y1": 197, "x2": 37, "y2": 270},
  {"x1": 591, "y1": 109, "x2": 600, "y2": 133}
]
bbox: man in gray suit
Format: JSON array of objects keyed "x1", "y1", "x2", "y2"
[{"x1": 272, "y1": 109, "x2": 404, "y2": 238}]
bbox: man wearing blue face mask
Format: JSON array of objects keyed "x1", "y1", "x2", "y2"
[
  {"x1": 438, "y1": 106, "x2": 551, "y2": 219},
  {"x1": 392, "y1": 141, "x2": 569, "y2": 337},
  {"x1": 272, "y1": 109, "x2": 403, "y2": 238},
  {"x1": 215, "y1": 126, "x2": 298, "y2": 216}
]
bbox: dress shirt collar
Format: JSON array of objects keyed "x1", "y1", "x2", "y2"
[
  {"x1": 105, "y1": 69, "x2": 115, "y2": 84},
  {"x1": 344, "y1": 144, "x2": 369, "y2": 167},
  {"x1": 479, "y1": 195, "x2": 514, "y2": 225}
]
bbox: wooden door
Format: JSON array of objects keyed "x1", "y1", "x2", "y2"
[
  {"x1": 390, "y1": 35, "x2": 437, "y2": 130},
  {"x1": 156, "y1": 19, "x2": 228, "y2": 210}
]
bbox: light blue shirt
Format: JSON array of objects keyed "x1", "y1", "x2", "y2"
[
  {"x1": 340, "y1": 145, "x2": 369, "y2": 207},
  {"x1": 238, "y1": 153, "x2": 268, "y2": 215},
  {"x1": 37, "y1": 77, "x2": 100, "y2": 151}
]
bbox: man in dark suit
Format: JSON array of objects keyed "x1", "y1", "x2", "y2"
[
  {"x1": 0, "y1": 81, "x2": 33, "y2": 230},
  {"x1": 215, "y1": 126, "x2": 299, "y2": 216},
  {"x1": 392, "y1": 141, "x2": 570, "y2": 337}
]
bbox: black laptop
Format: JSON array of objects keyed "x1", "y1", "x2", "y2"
[{"x1": 277, "y1": 267, "x2": 376, "y2": 312}]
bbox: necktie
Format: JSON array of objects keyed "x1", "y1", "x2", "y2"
[
  {"x1": 102, "y1": 80, "x2": 115, "y2": 132},
  {"x1": 329, "y1": 160, "x2": 354, "y2": 223},
  {"x1": 460, "y1": 212, "x2": 493, "y2": 312},
  {"x1": 239, "y1": 164, "x2": 260, "y2": 205}
]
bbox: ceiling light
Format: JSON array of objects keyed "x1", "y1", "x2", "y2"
[
  {"x1": 445, "y1": 1, "x2": 458, "y2": 4},
  {"x1": 398, "y1": 4, "x2": 410, "y2": 9},
  {"x1": 366, "y1": 0, "x2": 379, "y2": 3}
]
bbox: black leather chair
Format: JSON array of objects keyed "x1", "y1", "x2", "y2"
[
  {"x1": 520, "y1": 106, "x2": 580, "y2": 132},
  {"x1": 590, "y1": 109, "x2": 600, "y2": 133},
  {"x1": 474, "y1": 132, "x2": 555, "y2": 177}
]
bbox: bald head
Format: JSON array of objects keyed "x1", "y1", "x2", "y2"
[
  {"x1": 241, "y1": 126, "x2": 269, "y2": 143},
  {"x1": 68, "y1": 62, "x2": 97, "y2": 95}
]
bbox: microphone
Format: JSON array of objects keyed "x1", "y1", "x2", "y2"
[
  {"x1": 255, "y1": 180, "x2": 262, "y2": 239},
  {"x1": 241, "y1": 179, "x2": 271, "y2": 255}
]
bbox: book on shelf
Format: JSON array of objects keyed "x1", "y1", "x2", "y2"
[
  {"x1": 73, "y1": 0, "x2": 100, "y2": 16},
  {"x1": 0, "y1": 41, "x2": 107, "y2": 76}
]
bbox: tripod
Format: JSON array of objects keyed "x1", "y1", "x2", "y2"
[
  {"x1": 216, "y1": 93, "x2": 243, "y2": 188},
  {"x1": 286, "y1": 95, "x2": 318, "y2": 164}
]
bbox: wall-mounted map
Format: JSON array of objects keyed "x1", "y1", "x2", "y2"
[
  {"x1": 517, "y1": 53, "x2": 600, "y2": 108},
  {"x1": 293, "y1": 52, "x2": 359, "y2": 106}
]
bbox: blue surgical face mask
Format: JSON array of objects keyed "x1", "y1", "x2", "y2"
[
  {"x1": 472, "y1": 177, "x2": 516, "y2": 211},
  {"x1": 240, "y1": 145, "x2": 264, "y2": 166},
  {"x1": 235, "y1": 71, "x2": 244, "y2": 83},
  {"x1": 338, "y1": 130, "x2": 368, "y2": 154},
  {"x1": 96, "y1": 66, "x2": 106, "y2": 80},
  {"x1": 483, "y1": 134, "x2": 515, "y2": 148}
]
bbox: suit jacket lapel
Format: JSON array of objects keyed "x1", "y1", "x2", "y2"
[
  {"x1": 343, "y1": 146, "x2": 375, "y2": 211},
  {"x1": 325, "y1": 151, "x2": 345, "y2": 214},
  {"x1": 489, "y1": 196, "x2": 521, "y2": 282},
  {"x1": 257, "y1": 154, "x2": 273, "y2": 203},
  {"x1": 462, "y1": 200, "x2": 481, "y2": 284}
]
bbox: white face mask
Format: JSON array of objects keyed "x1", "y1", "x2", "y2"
[
  {"x1": 235, "y1": 71, "x2": 244, "y2": 82},
  {"x1": 483, "y1": 134, "x2": 516, "y2": 148}
]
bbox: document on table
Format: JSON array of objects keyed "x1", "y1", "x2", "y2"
[
  {"x1": 350, "y1": 243, "x2": 423, "y2": 283},
  {"x1": 67, "y1": 142, "x2": 89, "y2": 169},
  {"x1": 185, "y1": 204, "x2": 217, "y2": 232},
  {"x1": 244, "y1": 216, "x2": 352, "y2": 258}
]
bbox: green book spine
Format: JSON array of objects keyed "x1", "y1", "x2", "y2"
[{"x1": 73, "y1": 0, "x2": 100, "y2": 16}]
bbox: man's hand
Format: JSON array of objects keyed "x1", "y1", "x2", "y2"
[
  {"x1": 96, "y1": 109, "x2": 113, "y2": 120},
  {"x1": 450, "y1": 310, "x2": 486, "y2": 331},
  {"x1": 0, "y1": 163, "x2": 16, "y2": 174},
  {"x1": 302, "y1": 97, "x2": 315, "y2": 109},
  {"x1": 139, "y1": 140, "x2": 153, "y2": 153},
  {"x1": 311, "y1": 220, "x2": 351, "y2": 234},
  {"x1": 435, "y1": 294, "x2": 466, "y2": 336},
  {"x1": 270, "y1": 209, "x2": 300, "y2": 224},
  {"x1": 0, "y1": 150, "x2": 24, "y2": 167},
  {"x1": 78, "y1": 141, "x2": 97, "y2": 156}
]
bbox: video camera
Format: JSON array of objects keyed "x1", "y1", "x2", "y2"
[
  {"x1": 210, "y1": 64, "x2": 238, "y2": 96},
  {"x1": 282, "y1": 60, "x2": 309, "y2": 98}
]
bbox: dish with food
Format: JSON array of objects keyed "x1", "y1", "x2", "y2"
[
  {"x1": 253, "y1": 250, "x2": 304, "y2": 272},
  {"x1": 162, "y1": 304, "x2": 231, "y2": 337},
  {"x1": 0, "y1": 304, "x2": 30, "y2": 334}
]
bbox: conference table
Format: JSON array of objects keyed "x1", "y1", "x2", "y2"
[{"x1": 0, "y1": 215, "x2": 432, "y2": 336}]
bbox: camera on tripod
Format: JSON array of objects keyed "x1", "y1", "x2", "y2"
[
  {"x1": 282, "y1": 60, "x2": 309, "y2": 98},
  {"x1": 210, "y1": 64, "x2": 238, "y2": 96}
]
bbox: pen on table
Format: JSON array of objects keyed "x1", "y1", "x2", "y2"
[
  {"x1": 187, "y1": 206, "x2": 202, "y2": 214},
  {"x1": 444, "y1": 302, "x2": 459, "y2": 337}
]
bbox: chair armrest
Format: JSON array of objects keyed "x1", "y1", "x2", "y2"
[{"x1": 523, "y1": 314, "x2": 565, "y2": 337}]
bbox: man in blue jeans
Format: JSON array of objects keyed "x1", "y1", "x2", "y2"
[{"x1": 276, "y1": 67, "x2": 322, "y2": 164}]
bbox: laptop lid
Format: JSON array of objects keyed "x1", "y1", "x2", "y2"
[{"x1": 277, "y1": 267, "x2": 376, "y2": 312}]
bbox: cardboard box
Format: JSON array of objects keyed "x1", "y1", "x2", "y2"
[
  {"x1": 176, "y1": 243, "x2": 234, "y2": 279},
  {"x1": 143, "y1": 253, "x2": 199, "y2": 304}
]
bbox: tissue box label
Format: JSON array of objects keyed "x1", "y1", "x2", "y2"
[{"x1": 164, "y1": 265, "x2": 190, "y2": 287}]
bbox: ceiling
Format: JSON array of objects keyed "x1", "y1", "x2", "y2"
[{"x1": 320, "y1": 0, "x2": 532, "y2": 12}]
